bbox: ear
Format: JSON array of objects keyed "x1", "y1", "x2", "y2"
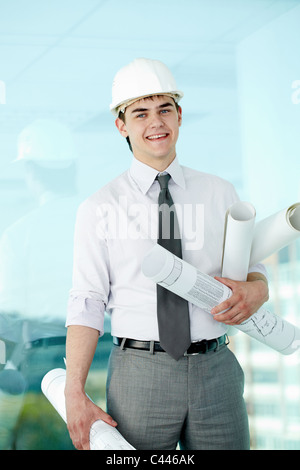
[
  {"x1": 115, "y1": 117, "x2": 129, "y2": 138},
  {"x1": 177, "y1": 106, "x2": 183, "y2": 127}
]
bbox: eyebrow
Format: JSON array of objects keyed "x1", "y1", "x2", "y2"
[{"x1": 130, "y1": 101, "x2": 174, "y2": 115}]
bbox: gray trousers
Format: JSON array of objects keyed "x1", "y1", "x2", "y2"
[{"x1": 106, "y1": 342, "x2": 250, "y2": 450}]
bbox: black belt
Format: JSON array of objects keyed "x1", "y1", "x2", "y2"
[{"x1": 113, "y1": 334, "x2": 227, "y2": 356}]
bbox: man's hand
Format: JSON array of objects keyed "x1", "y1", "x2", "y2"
[
  {"x1": 211, "y1": 273, "x2": 269, "y2": 325},
  {"x1": 65, "y1": 390, "x2": 117, "y2": 450},
  {"x1": 64, "y1": 325, "x2": 117, "y2": 450}
]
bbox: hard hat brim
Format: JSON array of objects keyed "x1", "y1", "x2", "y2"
[{"x1": 110, "y1": 91, "x2": 184, "y2": 117}]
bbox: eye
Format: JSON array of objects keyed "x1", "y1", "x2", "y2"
[
  {"x1": 160, "y1": 109, "x2": 170, "y2": 114},
  {"x1": 136, "y1": 113, "x2": 146, "y2": 118}
]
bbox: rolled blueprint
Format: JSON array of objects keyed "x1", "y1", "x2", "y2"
[
  {"x1": 220, "y1": 201, "x2": 300, "y2": 352},
  {"x1": 221, "y1": 201, "x2": 256, "y2": 280},
  {"x1": 41, "y1": 368, "x2": 135, "y2": 450},
  {"x1": 221, "y1": 201, "x2": 256, "y2": 337},
  {"x1": 142, "y1": 244, "x2": 300, "y2": 355},
  {"x1": 142, "y1": 244, "x2": 232, "y2": 312},
  {"x1": 250, "y1": 203, "x2": 300, "y2": 266}
]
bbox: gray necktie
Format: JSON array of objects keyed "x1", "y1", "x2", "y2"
[{"x1": 156, "y1": 173, "x2": 191, "y2": 360}]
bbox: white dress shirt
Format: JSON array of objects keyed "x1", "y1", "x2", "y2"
[{"x1": 66, "y1": 156, "x2": 266, "y2": 341}]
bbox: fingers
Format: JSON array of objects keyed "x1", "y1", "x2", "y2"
[
  {"x1": 67, "y1": 401, "x2": 118, "y2": 450},
  {"x1": 212, "y1": 277, "x2": 251, "y2": 325},
  {"x1": 211, "y1": 277, "x2": 238, "y2": 316},
  {"x1": 213, "y1": 307, "x2": 247, "y2": 325},
  {"x1": 68, "y1": 420, "x2": 90, "y2": 450}
]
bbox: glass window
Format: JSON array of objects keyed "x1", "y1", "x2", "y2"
[{"x1": 1, "y1": 0, "x2": 300, "y2": 451}]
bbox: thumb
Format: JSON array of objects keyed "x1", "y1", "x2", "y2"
[
  {"x1": 98, "y1": 408, "x2": 118, "y2": 427},
  {"x1": 214, "y1": 276, "x2": 235, "y2": 289}
]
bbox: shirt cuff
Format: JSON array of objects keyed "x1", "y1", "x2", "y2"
[
  {"x1": 65, "y1": 294, "x2": 105, "y2": 336},
  {"x1": 248, "y1": 262, "x2": 269, "y2": 280}
]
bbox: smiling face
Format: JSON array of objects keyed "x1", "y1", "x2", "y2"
[{"x1": 115, "y1": 95, "x2": 182, "y2": 171}]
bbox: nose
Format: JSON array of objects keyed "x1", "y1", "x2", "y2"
[{"x1": 149, "y1": 113, "x2": 164, "y2": 128}]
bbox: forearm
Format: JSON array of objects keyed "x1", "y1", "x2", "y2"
[
  {"x1": 64, "y1": 325, "x2": 117, "y2": 450},
  {"x1": 65, "y1": 325, "x2": 99, "y2": 397},
  {"x1": 247, "y1": 270, "x2": 268, "y2": 283},
  {"x1": 246, "y1": 271, "x2": 269, "y2": 305}
]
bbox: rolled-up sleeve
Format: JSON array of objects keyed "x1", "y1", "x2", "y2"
[
  {"x1": 65, "y1": 198, "x2": 109, "y2": 336},
  {"x1": 248, "y1": 262, "x2": 269, "y2": 280}
]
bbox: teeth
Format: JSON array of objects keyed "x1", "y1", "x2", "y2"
[{"x1": 147, "y1": 134, "x2": 167, "y2": 140}]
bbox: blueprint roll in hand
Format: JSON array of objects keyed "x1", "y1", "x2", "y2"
[{"x1": 41, "y1": 368, "x2": 135, "y2": 450}]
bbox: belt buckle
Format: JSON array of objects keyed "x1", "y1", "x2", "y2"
[
  {"x1": 184, "y1": 350, "x2": 200, "y2": 356},
  {"x1": 184, "y1": 340, "x2": 207, "y2": 356}
]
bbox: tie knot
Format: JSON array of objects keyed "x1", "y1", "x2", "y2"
[{"x1": 156, "y1": 173, "x2": 171, "y2": 190}]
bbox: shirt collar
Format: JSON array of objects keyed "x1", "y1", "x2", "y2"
[{"x1": 129, "y1": 156, "x2": 186, "y2": 195}]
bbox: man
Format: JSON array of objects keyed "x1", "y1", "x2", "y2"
[{"x1": 65, "y1": 58, "x2": 269, "y2": 450}]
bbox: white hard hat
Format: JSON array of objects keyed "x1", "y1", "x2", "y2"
[
  {"x1": 110, "y1": 58, "x2": 184, "y2": 117},
  {"x1": 16, "y1": 119, "x2": 77, "y2": 169}
]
